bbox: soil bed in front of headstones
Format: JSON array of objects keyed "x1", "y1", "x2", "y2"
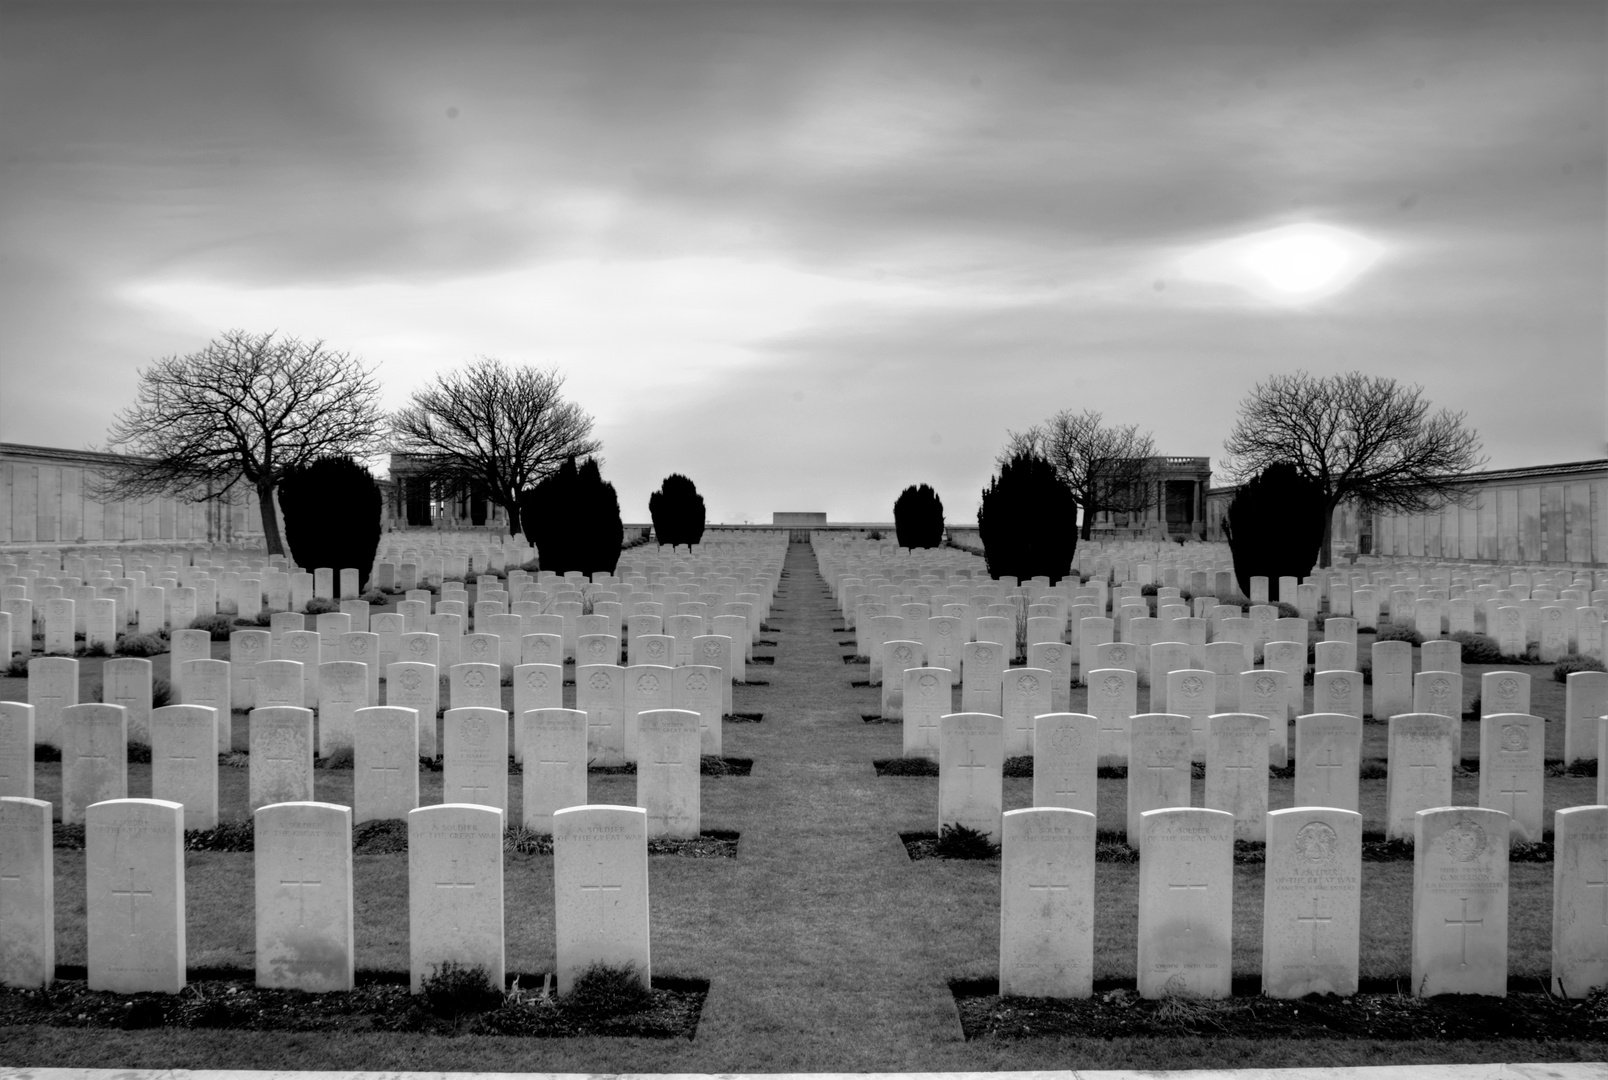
[
  {"x1": 0, "y1": 973, "x2": 706, "y2": 1039},
  {"x1": 725, "y1": 712, "x2": 763, "y2": 723},
  {"x1": 588, "y1": 756, "x2": 752, "y2": 776},
  {"x1": 504, "y1": 828, "x2": 740, "y2": 858},
  {"x1": 950, "y1": 978, "x2": 1608, "y2": 1041}
]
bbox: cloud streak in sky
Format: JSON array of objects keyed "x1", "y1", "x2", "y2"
[{"x1": 2, "y1": 1, "x2": 1602, "y2": 523}]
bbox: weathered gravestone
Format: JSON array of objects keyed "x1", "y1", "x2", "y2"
[
  {"x1": 408, "y1": 803, "x2": 504, "y2": 994},
  {"x1": 28, "y1": 656, "x2": 77, "y2": 749},
  {"x1": 522, "y1": 709, "x2": 588, "y2": 834},
  {"x1": 1204, "y1": 712, "x2": 1270, "y2": 841},
  {"x1": 0, "y1": 795, "x2": 53, "y2": 987},
  {"x1": 1032, "y1": 713, "x2": 1097, "y2": 816},
  {"x1": 1552, "y1": 805, "x2": 1608, "y2": 997},
  {"x1": 881, "y1": 641, "x2": 925, "y2": 720},
  {"x1": 1126, "y1": 713, "x2": 1192, "y2": 850},
  {"x1": 255, "y1": 659, "x2": 305, "y2": 712},
  {"x1": 86, "y1": 798, "x2": 185, "y2": 993},
  {"x1": 673, "y1": 665, "x2": 724, "y2": 757},
  {"x1": 1027, "y1": 641, "x2": 1073, "y2": 713},
  {"x1": 552, "y1": 804, "x2": 650, "y2": 995},
  {"x1": 385, "y1": 662, "x2": 439, "y2": 759},
  {"x1": 255, "y1": 801, "x2": 354, "y2": 992},
  {"x1": 1312, "y1": 670, "x2": 1364, "y2": 721},
  {"x1": 250, "y1": 706, "x2": 315, "y2": 811},
  {"x1": 1412, "y1": 806, "x2": 1509, "y2": 997},
  {"x1": 1478, "y1": 713, "x2": 1545, "y2": 844},
  {"x1": 178, "y1": 659, "x2": 231, "y2": 753},
  {"x1": 577, "y1": 664, "x2": 626, "y2": 766},
  {"x1": 449, "y1": 661, "x2": 501, "y2": 711},
  {"x1": 998, "y1": 806, "x2": 1096, "y2": 999},
  {"x1": 637, "y1": 709, "x2": 701, "y2": 839},
  {"x1": 938, "y1": 712, "x2": 1004, "y2": 842},
  {"x1": 354, "y1": 707, "x2": 420, "y2": 823},
  {"x1": 1566, "y1": 671, "x2": 1608, "y2": 764},
  {"x1": 1385, "y1": 713, "x2": 1456, "y2": 840},
  {"x1": 1481, "y1": 670, "x2": 1531, "y2": 718},
  {"x1": 1001, "y1": 667, "x2": 1052, "y2": 758},
  {"x1": 1262, "y1": 806, "x2": 1361, "y2": 998},
  {"x1": 1136, "y1": 807, "x2": 1234, "y2": 999},
  {"x1": 1086, "y1": 667, "x2": 1137, "y2": 766},
  {"x1": 62, "y1": 703, "x2": 127, "y2": 824},
  {"x1": 231, "y1": 630, "x2": 271, "y2": 709},
  {"x1": 1371, "y1": 641, "x2": 1414, "y2": 721},
  {"x1": 1165, "y1": 669, "x2": 1216, "y2": 761},
  {"x1": 443, "y1": 707, "x2": 509, "y2": 811},
  {"x1": 1240, "y1": 669, "x2": 1291, "y2": 769},
  {"x1": 149, "y1": 705, "x2": 219, "y2": 830},
  {"x1": 1294, "y1": 713, "x2": 1362, "y2": 812},
  {"x1": 512, "y1": 663, "x2": 563, "y2": 762},
  {"x1": 0, "y1": 704, "x2": 34, "y2": 799},
  {"x1": 623, "y1": 664, "x2": 674, "y2": 760}
]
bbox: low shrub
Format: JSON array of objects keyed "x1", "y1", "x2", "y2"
[
  {"x1": 251, "y1": 609, "x2": 275, "y2": 627},
  {"x1": 934, "y1": 822, "x2": 1000, "y2": 859},
  {"x1": 116, "y1": 632, "x2": 168, "y2": 657},
  {"x1": 1374, "y1": 623, "x2": 1423, "y2": 647},
  {"x1": 190, "y1": 614, "x2": 235, "y2": 640},
  {"x1": 420, "y1": 960, "x2": 503, "y2": 1019},
  {"x1": 564, "y1": 962, "x2": 651, "y2": 1017},
  {"x1": 3, "y1": 658, "x2": 27, "y2": 678},
  {"x1": 1450, "y1": 630, "x2": 1504, "y2": 663},
  {"x1": 80, "y1": 641, "x2": 110, "y2": 658},
  {"x1": 152, "y1": 677, "x2": 172, "y2": 709},
  {"x1": 358, "y1": 588, "x2": 388, "y2": 605},
  {"x1": 303, "y1": 597, "x2": 339, "y2": 616},
  {"x1": 1555, "y1": 654, "x2": 1608, "y2": 682}
]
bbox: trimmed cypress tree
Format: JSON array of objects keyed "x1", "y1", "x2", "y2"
[
  {"x1": 277, "y1": 455, "x2": 383, "y2": 589},
  {"x1": 648, "y1": 473, "x2": 706, "y2": 547},
  {"x1": 893, "y1": 483, "x2": 945, "y2": 549},
  {"x1": 1223, "y1": 462, "x2": 1328, "y2": 597},
  {"x1": 977, "y1": 451, "x2": 1078, "y2": 583},
  {"x1": 518, "y1": 456, "x2": 623, "y2": 576}
]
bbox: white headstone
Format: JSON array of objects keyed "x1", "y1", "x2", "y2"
[
  {"x1": 1032, "y1": 713, "x2": 1097, "y2": 816},
  {"x1": 998, "y1": 806, "x2": 1096, "y2": 999},
  {"x1": 179, "y1": 659, "x2": 232, "y2": 753},
  {"x1": 250, "y1": 706, "x2": 315, "y2": 811},
  {"x1": 577, "y1": 664, "x2": 627, "y2": 767},
  {"x1": 254, "y1": 800, "x2": 355, "y2": 991},
  {"x1": 1552, "y1": 805, "x2": 1608, "y2": 997},
  {"x1": 521, "y1": 709, "x2": 588, "y2": 834},
  {"x1": 552, "y1": 804, "x2": 651, "y2": 995},
  {"x1": 1371, "y1": 641, "x2": 1414, "y2": 721},
  {"x1": 407, "y1": 803, "x2": 505, "y2": 994},
  {"x1": 354, "y1": 707, "x2": 420, "y2": 823},
  {"x1": 231, "y1": 630, "x2": 271, "y2": 709},
  {"x1": 1136, "y1": 807, "x2": 1234, "y2": 999},
  {"x1": 0, "y1": 703, "x2": 34, "y2": 799},
  {"x1": 1412, "y1": 806, "x2": 1509, "y2": 997},
  {"x1": 0, "y1": 795, "x2": 53, "y2": 987},
  {"x1": 149, "y1": 705, "x2": 219, "y2": 830},
  {"x1": 672, "y1": 664, "x2": 724, "y2": 757},
  {"x1": 1001, "y1": 667, "x2": 1053, "y2": 758},
  {"x1": 62, "y1": 703, "x2": 127, "y2": 824},
  {"x1": 443, "y1": 707, "x2": 509, "y2": 811},
  {"x1": 28, "y1": 656, "x2": 78, "y2": 749},
  {"x1": 86, "y1": 798, "x2": 185, "y2": 993},
  {"x1": 938, "y1": 712, "x2": 1004, "y2": 842},
  {"x1": 1262, "y1": 806, "x2": 1361, "y2": 998},
  {"x1": 1294, "y1": 712, "x2": 1363, "y2": 812},
  {"x1": 1385, "y1": 713, "x2": 1456, "y2": 840},
  {"x1": 636, "y1": 709, "x2": 701, "y2": 839},
  {"x1": 1086, "y1": 667, "x2": 1137, "y2": 766},
  {"x1": 1481, "y1": 670, "x2": 1531, "y2": 718},
  {"x1": 1125, "y1": 713, "x2": 1192, "y2": 849},
  {"x1": 385, "y1": 661, "x2": 439, "y2": 760},
  {"x1": 1204, "y1": 712, "x2": 1270, "y2": 841},
  {"x1": 1478, "y1": 713, "x2": 1545, "y2": 843}
]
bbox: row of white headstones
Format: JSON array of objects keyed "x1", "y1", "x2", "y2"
[{"x1": 816, "y1": 538, "x2": 1608, "y2": 1000}]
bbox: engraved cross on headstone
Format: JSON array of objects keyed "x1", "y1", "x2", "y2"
[
  {"x1": 111, "y1": 866, "x2": 152, "y2": 937},
  {"x1": 435, "y1": 860, "x2": 476, "y2": 932},
  {"x1": 1408, "y1": 761, "x2": 1438, "y2": 787},
  {"x1": 1584, "y1": 864, "x2": 1608, "y2": 929},
  {"x1": 1296, "y1": 896, "x2": 1332, "y2": 959},
  {"x1": 1314, "y1": 747, "x2": 1343, "y2": 794},
  {"x1": 1498, "y1": 777, "x2": 1529, "y2": 819},
  {"x1": 955, "y1": 747, "x2": 988, "y2": 787},
  {"x1": 1168, "y1": 862, "x2": 1208, "y2": 932},
  {"x1": 580, "y1": 882, "x2": 622, "y2": 916},
  {"x1": 280, "y1": 857, "x2": 322, "y2": 928},
  {"x1": 1445, "y1": 896, "x2": 1484, "y2": 968},
  {"x1": 1147, "y1": 750, "x2": 1176, "y2": 799}
]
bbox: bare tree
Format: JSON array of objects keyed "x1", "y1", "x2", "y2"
[
  {"x1": 1222, "y1": 370, "x2": 1486, "y2": 567},
  {"x1": 389, "y1": 357, "x2": 600, "y2": 537},
  {"x1": 100, "y1": 330, "x2": 384, "y2": 556},
  {"x1": 1000, "y1": 410, "x2": 1157, "y2": 540}
]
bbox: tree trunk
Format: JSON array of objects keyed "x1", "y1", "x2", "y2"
[
  {"x1": 1319, "y1": 501, "x2": 1335, "y2": 569},
  {"x1": 257, "y1": 482, "x2": 285, "y2": 557},
  {"x1": 501, "y1": 497, "x2": 522, "y2": 539}
]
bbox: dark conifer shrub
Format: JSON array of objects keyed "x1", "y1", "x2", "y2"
[
  {"x1": 519, "y1": 456, "x2": 623, "y2": 576},
  {"x1": 278, "y1": 456, "x2": 383, "y2": 589},
  {"x1": 1223, "y1": 462, "x2": 1327, "y2": 598},
  {"x1": 976, "y1": 451, "x2": 1077, "y2": 583},
  {"x1": 648, "y1": 473, "x2": 706, "y2": 547},
  {"x1": 893, "y1": 483, "x2": 945, "y2": 549}
]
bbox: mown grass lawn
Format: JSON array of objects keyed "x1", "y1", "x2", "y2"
[{"x1": 2, "y1": 546, "x2": 1605, "y2": 1069}]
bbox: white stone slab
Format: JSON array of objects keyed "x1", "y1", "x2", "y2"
[
  {"x1": 1371, "y1": 640, "x2": 1414, "y2": 721},
  {"x1": 1204, "y1": 712, "x2": 1270, "y2": 841},
  {"x1": 408, "y1": 803, "x2": 505, "y2": 994},
  {"x1": 1412, "y1": 806, "x2": 1509, "y2": 997},
  {"x1": 149, "y1": 705, "x2": 219, "y2": 830},
  {"x1": 86, "y1": 798, "x2": 185, "y2": 993},
  {"x1": 0, "y1": 796, "x2": 53, "y2": 987},
  {"x1": 179, "y1": 659, "x2": 232, "y2": 752},
  {"x1": 577, "y1": 664, "x2": 626, "y2": 767},
  {"x1": 512, "y1": 663, "x2": 563, "y2": 763},
  {"x1": 636, "y1": 709, "x2": 701, "y2": 839},
  {"x1": 385, "y1": 662, "x2": 439, "y2": 760},
  {"x1": 673, "y1": 664, "x2": 724, "y2": 757},
  {"x1": 62, "y1": 703, "x2": 127, "y2": 824},
  {"x1": 552, "y1": 804, "x2": 650, "y2": 995},
  {"x1": 28, "y1": 656, "x2": 78, "y2": 749},
  {"x1": 1086, "y1": 667, "x2": 1137, "y2": 766},
  {"x1": 998, "y1": 806, "x2": 1096, "y2": 999},
  {"x1": 353, "y1": 707, "x2": 420, "y2": 823},
  {"x1": 1552, "y1": 804, "x2": 1608, "y2": 997},
  {"x1": 1293, "y1": 712, "x2": 1362, "y2": 812},
  {"x1": 230, "y1": 630, "x2": 271, "y2": 709},
  {"x1": 0, "y1": 703, "x2": 34, "y2": 799},
  {"x1": 254, "y1": 800, "x2": 354, "y2": 991},
  {"x1": 938, "y1": 712, "x2": 1004, "y2": 842},
  {"x1": 1125, "y1": 713, "x2": 1192, "y2": 849},
  {"x1": 521, "y1": 709, "x2": 588, "y2": 834},
  {"x1": 1136, "y1": 806, "x2": 1234, "y2": 998},
  {"x1": 249, "y1": 706, "x2": 315, "y2": 811},
  {"x1": 1478, "y1": 713, "x2": 1545, "y2": 843},
  {"x1": 1032, "y1": 713, "x2": 1097, "y2": 816},
  {"x1": 1263, "y1": 806, "x2": 1362, "y2": 997},
  {"x1": 443, "y1": 707, "x2": 509, "y2": 811},
  {"x1": 1164, "y1": 668, "x2": 1216, "y2": 762}
]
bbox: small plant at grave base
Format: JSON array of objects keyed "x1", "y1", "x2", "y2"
[
  {"x1": 116, "y1": 632, "x2": 168, "y2": 657},
  {"x1": 934, "y1": 822, "x2": 1000, "y2": 860},
  {"x1": 420, "y1": 960, "x2": 503, "y2": 1019},
  {"x1": 302, "y1": 597, "x2": 339, "y2": 616},
  {"x1": 2, "y1": 658, "x2": 26, "y2": 678},
  {"x1": 503, "y1": 825, "x2": 553, "y2": 855},
  {"x1": 866, "y1": 529, "x2": 884, "y2": 541},
  {"x1": 151, "y1": 677, "x2": 172, "y2": 709},
  {"x1": 564, "y1": 961, "x2": 651, "y2": 1018},
  {"x1": 1374, "y1": 623, "x2": 1423, "y2": 647},
  {"x1": 190, "y1": 614, "x2": 235, "y2": 640},
  {"x1": 80, "y1": 641, "x2": 110, "y2": 658},
  {"x1": 251, "y1": 609, "x2": 275, "y2": 627},
  {"x1": 1555, "y1": 654, "x2": 1607, "y2": 682},
  {"x1": 892, "y1": 483, "x2": 945, "y2": 550},
  {"x1": 1450, "y1": 630, "x2": 1504, "y2": 663},
  {"x1": 357, "y1": 588, "x2": 387, "y2": 605}
]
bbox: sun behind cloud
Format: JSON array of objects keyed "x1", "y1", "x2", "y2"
[{"x1": 1176, "y1": 223, "x2": 1387, "y2": 305}]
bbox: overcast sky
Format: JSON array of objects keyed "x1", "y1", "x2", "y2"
[{"x1": 2, "y1": 1, "x2": 1603, "y2": 525}]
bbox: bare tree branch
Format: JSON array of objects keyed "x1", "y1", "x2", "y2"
[
  {"x1": 388, "y1": 357, "x2": 600, "y2": 536},
  {"x1": 96, "y1": 330, "x2": 384, "y2": 555},
  {"x1": 1004, "y1": 410, "x2": 1157, "y2": 540},
  {"x1": 1222, "y1": 370, "x2": 1486, "y2": 566}
]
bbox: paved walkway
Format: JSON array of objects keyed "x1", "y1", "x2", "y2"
[{"x1": 3, "y1": 1063, "x2": 1605, "y2": 1080}]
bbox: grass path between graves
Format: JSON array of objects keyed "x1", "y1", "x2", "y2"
[{"x1": 3, "y1": 544, "x2": 1606, "y2": 1069}]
